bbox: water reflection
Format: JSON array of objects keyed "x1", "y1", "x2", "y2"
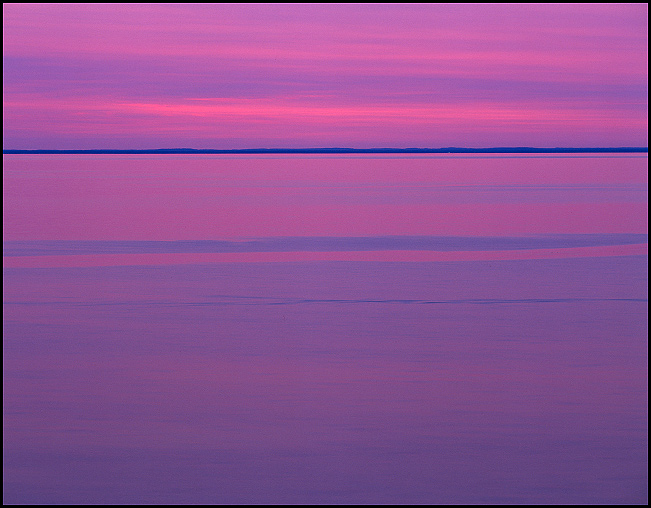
[{"x1": 3, "y1": 257, "x2": 647, "y2": 504}]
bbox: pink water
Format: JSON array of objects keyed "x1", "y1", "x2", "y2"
[{"x1": 3, "y1": 154, "x2": 648, "y2": 504}]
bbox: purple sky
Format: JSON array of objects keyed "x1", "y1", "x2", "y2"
[{"x1": 3, "y1": 3, "x2": 648, "y2": 149}]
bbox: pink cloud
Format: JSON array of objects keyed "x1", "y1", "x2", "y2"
[{"x1": 3, "y1": 4, "x2": 647, "y2": 148}]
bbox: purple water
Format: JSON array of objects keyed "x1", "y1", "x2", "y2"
[{"x1": 3, "y1": 154, "x2": 648, "y2": 504}]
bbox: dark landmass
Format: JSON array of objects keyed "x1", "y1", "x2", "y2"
[{"x1": 3, "y1": 147, "x2": 648, "y2": 154}]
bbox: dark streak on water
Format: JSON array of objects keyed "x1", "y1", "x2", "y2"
[{"x1": 4, "y1": 233, "x2": 648, "y2": 257}]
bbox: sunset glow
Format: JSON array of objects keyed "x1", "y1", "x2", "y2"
[
  {"x1": 3, "y1": 4, "x2": 647, "y2": 506},
  {"x1": 3, "y1": 3, "x2": 647, "y2": 149}
]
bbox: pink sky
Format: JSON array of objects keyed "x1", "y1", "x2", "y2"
[{"x1": 3, "y1": 4, "x2": 647, "y2": 149}]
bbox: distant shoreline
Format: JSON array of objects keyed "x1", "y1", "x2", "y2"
[{"x1": 3, "y1": 147, "x2": 648, "y2": 155}]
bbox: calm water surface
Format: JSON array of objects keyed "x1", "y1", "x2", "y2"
[{"x1": 3, "y1": 155, "x2": 648, "y2": 504}]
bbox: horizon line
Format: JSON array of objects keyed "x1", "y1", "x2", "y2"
[{"x1": 3, "y1": 147, "x2": 648, "y2": 155}]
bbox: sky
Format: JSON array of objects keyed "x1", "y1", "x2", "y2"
[{"x1": 2, "y1": 3, "x2": 648, "y2": 149}]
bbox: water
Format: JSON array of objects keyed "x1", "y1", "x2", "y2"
[{"x1": 3, "y1": 154, "x2": 648, "y2": 504}]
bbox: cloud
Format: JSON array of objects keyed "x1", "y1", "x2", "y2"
[{"x1": 3, "y1": 4, "x2": 647, "y2": 148}]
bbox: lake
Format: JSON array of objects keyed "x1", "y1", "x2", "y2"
[{"x1": 3, "y1": 154, "x2": 648, "y2": 504}]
